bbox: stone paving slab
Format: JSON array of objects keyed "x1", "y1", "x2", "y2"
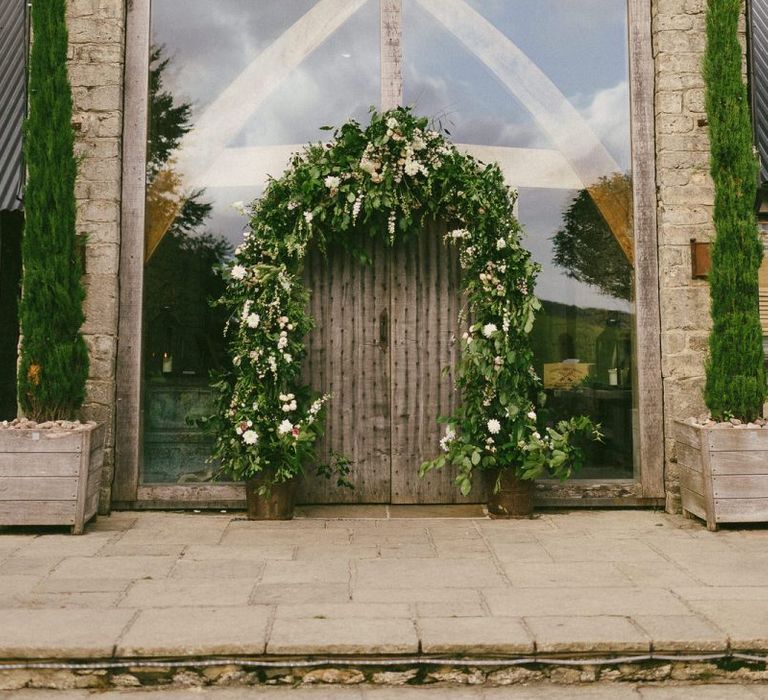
[
  {"x1": 267, "y1": 617, "x2": 419, "y2": 654},
  {"x1": 1, "y1": 509, "x2": 768, "y2": 661},
  {"x1": 115, "y1": 606, "x2": 271, "y2": 657}
]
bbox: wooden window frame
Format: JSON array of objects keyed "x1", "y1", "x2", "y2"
[{"x1": 114, "y1": 0, "x2": 664, "y2": 507}]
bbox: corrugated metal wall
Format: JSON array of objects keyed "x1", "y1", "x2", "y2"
[
  {"x1": 751, "y1": 0, "x2": 768, "y2": 183},
  {"x1": 0, "y1": 0, "x2": 26, "y2": 211}
]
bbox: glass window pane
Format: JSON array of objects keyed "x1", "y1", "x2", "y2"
[
  {"x1": 403, "y1": 0, "x2": 636, "y2": 478},
  {"x1": 142, "y1": 0, "x2": 379, "y2": 484}
]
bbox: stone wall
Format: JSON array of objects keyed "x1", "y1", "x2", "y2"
[
  {"x1": 652, "y1": 0, "x2": 748, "y2": 511},
  {"x1": 65, "y1": 0, "x2": 125, "y2": 513}
]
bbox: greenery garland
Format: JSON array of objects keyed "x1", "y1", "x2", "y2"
[
  {"x1": 212, "y1": 108, "x2": 598, "y2": 494},
  {"x1": 702, "y1": 0, "x2": 766, "y2": 421},
  {"x1": 18, "y1": 0, "x2": 88, "y2": 421}
]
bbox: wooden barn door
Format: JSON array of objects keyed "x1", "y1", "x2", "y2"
[{"x1": 299, "y1": 222, "x2": 480, "y2": 504}]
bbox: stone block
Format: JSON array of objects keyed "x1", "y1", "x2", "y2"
[
  {"x1": 267, "y1": 617, "x2": 418, "y2": 655},
  {"x1": 116, "y1": 606, "x2": 270, "y2": 656},
  {"x1": 632, "y1": 614, "x2": 727, "y2": 651},
  {"x1": 524, "y1": 615, "x2": 651, "y2": 653},
  {"x1": 260, "y1": 560, "x2": 350, "y2": 585},
  {"x1": 484, "y1": 587, "x2": 688, "y2": 617},
  {"x1": 119, "y1": 579, "x2": 254, "y2": 608},
  {"x1": 67, "y1": 17, "x2": 123, "y2": 43},
  {"x1": 419, "y1": 616, "x2": 533, "y2": 654},
  {"x1": 355, "y1": 558, "x2": 504, "y2": 589},
  {"x1": 0, "y1": 608, "x2": 134, "y2": 658}
]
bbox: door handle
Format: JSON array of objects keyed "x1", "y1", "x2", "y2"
[{"x1": 379, "y1": 309, "x2": 388, "y2": 348}]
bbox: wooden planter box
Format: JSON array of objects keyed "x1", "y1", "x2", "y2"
[
  {"x1": 0, "y1": 423, "x2": 105, "y2": 534},
  {"x1": 674, "y1": 420, "x2": 768, "y2": 531}
]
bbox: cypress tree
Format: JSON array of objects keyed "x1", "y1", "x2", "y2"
[
  {"x1": 703, "y1": 0, "x2": 766, "y2": 421},
  {"x1": 17, "y1": 0, "x2": 88, "y2": 421}
]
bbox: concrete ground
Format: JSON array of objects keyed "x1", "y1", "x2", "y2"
[
  {"x1": 0, "y1": 507, "x2": 767, "y2": 660},
  {"x1": 2, "y1": 684, "x2": 768, "y2": 698}
]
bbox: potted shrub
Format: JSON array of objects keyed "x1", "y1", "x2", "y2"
[
  {"x1": 0, "y1": 0, "x2": 104, "y2": 534},
  {"x1": 673, "y1": 0, "x2": 768, "y2": 530}
]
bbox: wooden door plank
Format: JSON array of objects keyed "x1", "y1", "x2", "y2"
[
  {"x1": 390, "y1": 221, "x2": 483, "y2": 504},
  {"x1": 298, "y1": 236, "x2": 391, "y2": 503}
]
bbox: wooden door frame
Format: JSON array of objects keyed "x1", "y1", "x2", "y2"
[{"x1": 114, "y1": 0, "x2": 664, "y2": 508}]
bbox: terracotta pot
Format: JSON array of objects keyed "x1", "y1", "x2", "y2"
[
  {"x1": 487, "y1": 470, "x2": 535, "y2": 518},
  {"x1": 244, "y1": 476, "x2": 296, "y2": 520}
]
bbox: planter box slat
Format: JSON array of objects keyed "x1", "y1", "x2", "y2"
[
  {"x1": 712, "y1": 474, "x2": 768, "y2": 499},
  {"x1": 676, "y1": 441, "x2": 703, "y2": 472},
  {"x1": 678, "y1": 465, "x2": 705, "y2": 495},
  {"x1": 0, "y1": 501, "x2": 76, "y2": 524},
  {"x1": 681, "y1": 487, "x2": 706, "y2": 518},
  {"x1": 0, "y1": 424, "x2": 104, "y2": 533},
  {"x1": 711, "y1": 450, "x2": 768, "y2": 475},
  {"x1": 675, "y1": 420, "x2": 768, "y2": 529},
  {"x1": 0, "y1": 453, "x2": 80, "y2": 476},
  {"x1": 713, "y1": 498, "x2": 768, "y2": 521},
  {"x1": 673, "y1": 422, "x2": 702, "y2": 449},
  {"x1": 0, "y1": 477, "x2": 79, "y2": 500},
  {"x1": 708, "y1": 429, "x2": 768, "y2": 451},
  {"x1": 0, "y1": 431, "x2": 85, "y2": 453}
]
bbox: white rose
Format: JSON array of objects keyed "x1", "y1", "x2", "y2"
[
  {"x1": 482, "y1": 323, "x2": 498, "y2": 338},
  {"x1": 386, "y1": 116, "x2": 399, "y2": 129},
  {"x1": 527, "y1": 410, "x2": 537, "y2": 421},
  {"x1": 277, "y1": 336, "x2": 288, "y2": 350},
  {"x1": 496, "y1": 238, "x2": 507, "y2": 250},
  {"x1": 277, "y1": 419, "x2": 293, "y2": 435},
  {"x1": 284, "y1": 353, "x2": 293, "y2": 363},
  {"x1": 246, "y1": 313, "x2": 260, "y2": 329},
  {"x1": 324, "y1": 175, "x2": 341, "y2": 189},
  {"x1": 242, "y1": 430, "x2": 258, "y2": 445},
  {"x1": 231, "y1": 265, "x2": 247, "y2": 280},
  {"x1": 404, "y1": 159, "x2": 421, "y2": 176},
  {"x1": 487, "y1": 419, "x2": 501, "y2": 435},
  {"x1": 303, "y1": 211, "x2": 313, "y2": 224},
  {"x1": 532, "y1": 431, "x2": 541, "y2": 440}
]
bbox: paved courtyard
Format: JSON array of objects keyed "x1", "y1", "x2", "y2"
[{"x1": 0, "y1": 507, "x2": 767, "y2": 660}]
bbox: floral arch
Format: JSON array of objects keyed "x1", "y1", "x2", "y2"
[{"x1": 211, "y1": 108, "x2": 595, "y2": 494}]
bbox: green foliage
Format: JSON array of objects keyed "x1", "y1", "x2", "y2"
[
  {"x1": 552, "y1": 174, "x2": 633, "y2": 301},
  {"x1": 17, "y1": 0, "x2": 88, "y2": 421},
  {"x1": 213, "y1": 108, "x2": 598, "y2": 493},
  {"x1": 703, "y1": 0, "x2": 766, "y2": 421}
]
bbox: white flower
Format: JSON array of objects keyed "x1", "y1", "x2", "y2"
[
  {"x1": 277, "y1": 419, "x2": 293, "y2": 435},
  {"x1": 487, "y1": 419, "x2": 501, "y2": 435},
  {"x1": 532, "y1": 431, "x2": 541, "y2": 440},
  {"x1": 283, "y1": 353, "x2": 293, "y2": 363},
  {"x1": 282, "y1": 400, "x2": 297, "y2": 412},
  {"x1": 324, "y1": 175, "x2": 341, "y2": 189},
  {"x1": 242, "y1": 430, "x2": 258, "y2": 445},
  {"x1": 231, "y1": 200, "x2": 247, "y2": 215},
  {"x1": 277, "y1": 335, "x2": 288, "y2": 350},
  {"x1": 404, "y1": 159, "x2": 420, "y2": 176},
  {"x1": 303, "y1": 211, "x2": 313, "y2": 224},
  {"x1": 246, "y1": 313, "x2": 260, "y2": 329},
  {"x1": 496, "y1": 238, "x2": 507, "y2": 250},
  {"x1": 412, "y1": 134, "x2": 426, "y2": 151},
  {"x1": 386, "y1": 116, "x2": 399, "y2": 129},
  {"x1": 448, "y1": 228, "x2": 468, "y2": 239},
  {"x1": 359, "y1": 157, "x2": 381, "y2": 176},
  {"x1": 231, "y1": 265, "x2": 247, "y2": 280},
  {"x1": 278, "y1": 316, "x2": 289, "y2": 327},
  {"x1": 482, "y1": 323, "x2": 498, "y2": 338},
  {"x1": 527, "y1": 410, "x2": 537, "y2": 421},
  {"x1": 439, "y1": 425, "x2": 456, "y2": 452}
]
